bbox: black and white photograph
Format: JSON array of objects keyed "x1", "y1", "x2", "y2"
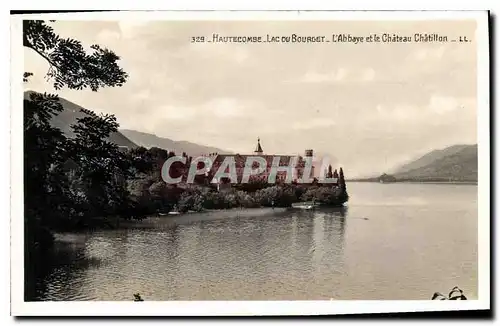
[{"x1": 10, "y1": 10, "x2": 490, "y2": 316}]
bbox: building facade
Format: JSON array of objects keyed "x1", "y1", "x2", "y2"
[{"x1": 206, "y1": 138, "x2": 316, "y2": 184}]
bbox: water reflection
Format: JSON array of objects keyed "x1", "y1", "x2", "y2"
[
  {"x1": 25, "y1": 183, "x2": 478, "y2": 301},
  {"x1": 25, "y1": 240, "x2": 104, "y2": 301},
  {"x1": 27, "y1": 207, "x2": 348, "y2": 301}
]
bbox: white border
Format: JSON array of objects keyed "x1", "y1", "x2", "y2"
[
  {"x1": 14, "y1": 10, "x2": 489, "y2": 21},
  {"x1": 475, "y1": 9, "x2": 490, "y2": 308},
  {"x1": 10, "y1": 10, "x2": 490, "y2": 316},
  {"x1": 11, "y1": 300, "x2": 491, "y2": 316}
]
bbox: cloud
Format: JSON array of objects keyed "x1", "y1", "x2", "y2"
[
  {"x1": 188, "y1": 42, "x2": 249, "y2": 64},
  {"x1": 289, "y1": 68, "x2": 348, "y2": 83},
  {"x1": 207, "y1": 98, "x2": 246, "y2": 117},
  {"x1": 413, "y1": 46, "x2": 446, "y2": 61},
  {"x1": 151, "y1": 97, "x2": 256, "y2": 123},
  {"x1": 22, "y1": 20, "x2": 477, "y2": 177},
  {"x1": 370, "y1": 95, "x2": 475, "y2": 124},
  {"x1": 118, "y1": 21, "x2": 151, "y2": 38},
  {"x1": 291, "y1": 118, "x2": 337, "y2": 130},
  {"x1": 96, "y1": 29, "x2": 121, "y2": 44},
  {"x1": 131, "y1": 89, "x2": 152, "y2": 102},
  {"x1": 428, "y1": 95, "x2": 461, "y2": 114},
  {"x1": 360, "y1": 68, "x2": 376, "y2": 81},
  {"x1": 289, "y1": 67, "x2": 377, "y2": 84},
  {"x1": 158, "y1": 105, "x2": 197, "y2": 121}
]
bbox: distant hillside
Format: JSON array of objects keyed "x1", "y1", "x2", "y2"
[
  {"x1": 393, "y1": 144, "x2": 478, "y2": 182},
  {"x1": 350, "y1": 144, "x2": 478, "y2": 183},
  {"x1": 120, "y1": 129, "x2": 233, "y2": 157},
  {"x1": 24, "y1": 91, "x2": 138, "y2": 148},
  {"x1": 395, "y1": 144, "x2": 473, "y2": 174}
]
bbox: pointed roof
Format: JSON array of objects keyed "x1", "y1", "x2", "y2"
[{"x1": 254, "y1": 137, "x2": 263, "y2": 153}]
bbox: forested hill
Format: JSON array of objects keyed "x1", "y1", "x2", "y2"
[
  {"x1": 393, "y1": 144, "x2": 478, "y2": 182},
  {"x1": 24, "y1": 91, "x2": 138, "y2": 149},
  {"x1": 120, "y1": 129, "x2": 233, "y2": 157},
  {"x1": 395, "y1": 144, "x2": 475, "y2": 174},
  {"x1": 351, "y1": 144, "x2": 478, "y2": 183}
]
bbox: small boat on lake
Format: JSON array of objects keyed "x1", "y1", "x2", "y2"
[{"x1": 291, "y1": 201, "x2": 320, "y2": 210}]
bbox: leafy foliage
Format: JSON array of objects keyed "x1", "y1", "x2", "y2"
[
  {"x1": 24, "y1": 93, "x2": 69, "y2": 239},
  {"x1": 23, "y1": 20, "x2": 129, "y2": 253},
  {"x1": 431, "y1": 286, "x2": 468, "y2": 300},
  {"x1": 23, "y1": 72, "x2": 34, "y2": 82},
  {"x1": 22, "y1": 20, "x2": 349, "y2": 250},
  {"x1": 23, "y1": 20, "x2": 127, "y2": 91},
  {"x1": 161, "y1": 183, "x2": 348, "y2": 213},
  {"x1": 233, "y1": 178, "x2": 270, "y2": 192},
  {"x1": 66, "y1": 110, "x2": 132, "y2": 219},
  {"x1": 300, "y1": 185, "x2": 348, "y2": 206}
]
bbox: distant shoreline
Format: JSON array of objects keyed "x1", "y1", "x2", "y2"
[{"x1": 347, "y1": 179, "x2": 478, "y2": 185}]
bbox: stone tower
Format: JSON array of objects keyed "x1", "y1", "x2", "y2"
[
  {"x1": 304, "y1": 149, "x2": 314, "y2": 179},
  {"x1": 254, "y1": 137, "x2": 263, "y2": 154}
]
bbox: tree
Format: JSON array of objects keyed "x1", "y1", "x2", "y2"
[
  {"x1": 23, "y1": 20, "x2": 128, "y2": 247},
  {"x1": 127, "y1": 146, "x2": 154, "y2": 174},
  {"x1": 24, "y1": 92, "x2": 69, "y2": 244},
  {"x1": 327, "y1": 165, "x2": 333, "y2": 178},
  {"x1": 67, "y1": 109, "x2": 132, "y2": 218},
  {"x1": 339, "y1": 167, "x2": 346, "y2": 189},
  {"x1": 432, "y1": 286, "x2": 467, "y2": 300},
  {"x1": 23, "y1": 20, "x2": 127, "y2": 90},
  {"x1": 300, "y1": 186, "x2": 348, "y2": 206}
]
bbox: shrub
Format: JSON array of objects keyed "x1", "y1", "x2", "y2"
[
  {"x1": 236, "y1": 190, "x2": 259, "y2": 208},
  {"x1": 293, "y1": 185, "x2": 308, "y2": 201},
  {"x1": 252, "y1": 185, "x2": 297, "y2": 207},
  {"x1": 431, "y1": 286, "x2": 467, "y2": 300},
  {"x1": 300, "y1": 185, "x2": 347, "y2": 205},
  {"x1": 177, "y1": 188, "x2": 204, "y2": 212},
  {"x1": 233, "y1": 178, "x2": 271, "y2": 193},
  {"x1": 202, "y1": 190, "x2": 225, "y2": 209}
]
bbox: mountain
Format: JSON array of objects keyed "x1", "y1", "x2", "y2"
[
  {"x1": 393, "y1": 144, "x2": 478, "y2": 182},
  {"x1": 395, "y1": 144, "x2": 473, "y2": 174},
  {"x1": 120, "y1": 129, "x2": 233, "y2": 157},
  {"x1": 24, "y1": 91, "x2": 138, "y2": 148}
]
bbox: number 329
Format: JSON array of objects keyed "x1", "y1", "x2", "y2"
[{"x1": 191, "y1": 36, "x2": 205, "y2": 43}]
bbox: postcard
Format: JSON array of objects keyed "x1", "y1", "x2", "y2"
[{"x1": 11, "y1": 10, "x2": 490, "y2": 316}]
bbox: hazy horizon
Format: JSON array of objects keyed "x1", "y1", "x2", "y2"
[{"x1": 23, "y1": 20, "x2": 477, "y2": 178}]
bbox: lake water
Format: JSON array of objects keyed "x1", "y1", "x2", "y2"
[{"x1": 27, "y1": 182, "x2": 478, "y2": 300}]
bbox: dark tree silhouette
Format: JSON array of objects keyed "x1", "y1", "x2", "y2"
[
  {"x1": 23, "y1": 20, "x2": 127, "y2": 90},
  {"x1": 432, "y1": 286, "x2": 467, "y2": 300},
  {"x1": 23, "y1": 20, "x2": 130, "y2": 301},
  {"x1": 23, "y1": 20, "x2": 129, "y2": 249},
  {"x1": 327, "y1": 165, "x2": 333, "y2": 178}
]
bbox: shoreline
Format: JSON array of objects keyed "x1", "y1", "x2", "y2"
[
  {"x1": 53, "y1": 205, "x2": 348, "y2": 237},
  {"x1": 54, "y1": 207, "x2": 291, "y2": 236},
  {"x1": 347, "y1": 180, "x2": 478, "y2": 185}
]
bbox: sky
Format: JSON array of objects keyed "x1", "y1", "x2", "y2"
[{"x1": 23, "y1": 19, "x2": 478, "y2": 177}]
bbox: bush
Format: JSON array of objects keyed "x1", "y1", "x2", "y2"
[
  {"x1": 253, "y1": 185, "x2": 297, "y2": 207},
  {"x1": 124, "y1": 182, "x2": 348, "y2": 215},
  {"x1": 177, "y1": 187, "x2": 205, "y2": 212},
  {"x1": 300, "y1": 185, "x2": 348, "y2": 206},
  {"x1": 293, "y1": 185, "x2": 308, "y2": 201},
  {"x1": 202, "y1": 190, "x2": 225, "y2": 209},
  {"x1": 431, "y1": 287, "x2": 467, "y2": 300},
  {"x1": 236, "y1": 190, "x2": 259, "y2": 208},
  {"x1": 233, "y1": 178, "x2": 271, "y2": 193},
  {"x1": 203, "y1": 189, "x2": 258, "y2": 209}
]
